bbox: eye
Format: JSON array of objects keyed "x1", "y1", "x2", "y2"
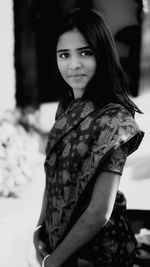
[
  {"x1": 58, "y1": 52, "x2": 69, "y2": 59},
  {"x1": 81, "y1": 49, "x2": 93, "y2": 57}
]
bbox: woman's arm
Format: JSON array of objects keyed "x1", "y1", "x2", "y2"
[
  {"x1": 33, "y1": 187, "x2": 48, "y2": 264},
  {"x1": 45, "y1": 171, "x2": 121, "y2": 267},
  {"x1": 35, "y1": 187, "x2": 47, "y2": 227}
]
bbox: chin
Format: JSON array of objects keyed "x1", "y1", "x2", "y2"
[{"x1": 71, "y1": 83, "x2": 87, "y2": 90}]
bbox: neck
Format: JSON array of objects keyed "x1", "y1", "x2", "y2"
[{"x1": 72, "y1": 88, "x2": 85, "y2": 99}]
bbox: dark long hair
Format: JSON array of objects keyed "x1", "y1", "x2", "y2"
[{"x1": 54, "y1": 8, "x2": 142, "y2": 116}]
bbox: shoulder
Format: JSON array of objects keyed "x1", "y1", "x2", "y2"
[
  {"x1": 94, "y1": 103, "x2": 144, "y2": 156},
  {"x1": 98, "y1": 102, "x2": 132, "y2": 117},
  {"x1": 94, "y1": 103, "x2": 135, "y2": 127}
]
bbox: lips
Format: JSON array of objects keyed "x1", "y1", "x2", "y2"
[{"x1": 68, "y1": 74, "x2": 86, "y2": 78}]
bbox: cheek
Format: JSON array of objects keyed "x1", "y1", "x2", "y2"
[
  {"x1": 88, "y1": 60, "x2": 97, "y2": 77},
  {"x1": 57, "y1": 61, "x2": 67, "y2": 78}
]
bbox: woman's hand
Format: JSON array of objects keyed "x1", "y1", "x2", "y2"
[{"x1": 33, "y1": 228, "x2": 48, "y2": 265}]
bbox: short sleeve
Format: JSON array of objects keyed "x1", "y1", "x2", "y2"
[
  {"x1": 101, "y1": 144, "x2": 128, "y2": 175},
  {"x1": 89, "y1": 104, "x2": 144, "y2": 179}
]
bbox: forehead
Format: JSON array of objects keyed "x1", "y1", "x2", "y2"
[{"x1": 57, "y1": 28, "x2": 89, "y2": 50}]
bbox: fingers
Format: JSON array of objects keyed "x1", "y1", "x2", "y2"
[{"x1": 38, "y1": 241, "x2": 48, "y2": 257}]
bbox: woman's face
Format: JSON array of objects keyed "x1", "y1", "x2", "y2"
[{"x1": 56, "y1": 28, "x2": 97, "y2": 99}]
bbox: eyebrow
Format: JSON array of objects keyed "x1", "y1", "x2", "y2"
[{"x1": 56, "y1": 46, "x2": 91, "y2": 53}]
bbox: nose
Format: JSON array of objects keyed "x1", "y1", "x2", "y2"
[{"x1": 69, "y1": 56, "x2": 82, "y2": 70}]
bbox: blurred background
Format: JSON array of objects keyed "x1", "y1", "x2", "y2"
[{"x1": 0, "y1": 0, "x2": 150, "y2": 266}]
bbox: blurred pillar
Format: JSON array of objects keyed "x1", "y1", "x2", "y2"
[
  {"x1": 13, "y1": 0, "x2": 39, "y2": 108},
  {"x1": 0, "y1": 0, "x2": 16, "y2": 115}
]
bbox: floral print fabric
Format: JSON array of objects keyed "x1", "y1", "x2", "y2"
[
  {"x1": 101, "y1": 145, "x2": 128, "y2": 175},
  {"x1": 44, "y1": 100, "x2": 144, "y2": 266}
]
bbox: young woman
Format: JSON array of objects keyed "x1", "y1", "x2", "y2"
[{"x1": 33, "y1": 8, "x2": 144, "y2": 267}]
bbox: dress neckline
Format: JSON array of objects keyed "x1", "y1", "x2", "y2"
[{"x1": 66, "y1": 97, "x2": 82, "y2": 114}]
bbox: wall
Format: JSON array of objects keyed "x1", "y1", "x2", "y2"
[
  {"x1": 93, "y1": 0, "x2": 142, "y2": 97},
  {"x1": 93, "y1": 0, "x2": 139, "y2": 34}
]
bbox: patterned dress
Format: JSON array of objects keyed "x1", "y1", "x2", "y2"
[{"x1": 44, "y1": 99, "x2": 144, "y2": 266}]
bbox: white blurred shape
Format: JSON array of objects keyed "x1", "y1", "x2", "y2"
[{"x1": 0, "y1": 0, "x2": 16, "y2": 116}]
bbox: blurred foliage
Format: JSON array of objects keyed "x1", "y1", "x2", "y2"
[{"x1": 0, "y1": 108, "x2": 43, "y2": 198}]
